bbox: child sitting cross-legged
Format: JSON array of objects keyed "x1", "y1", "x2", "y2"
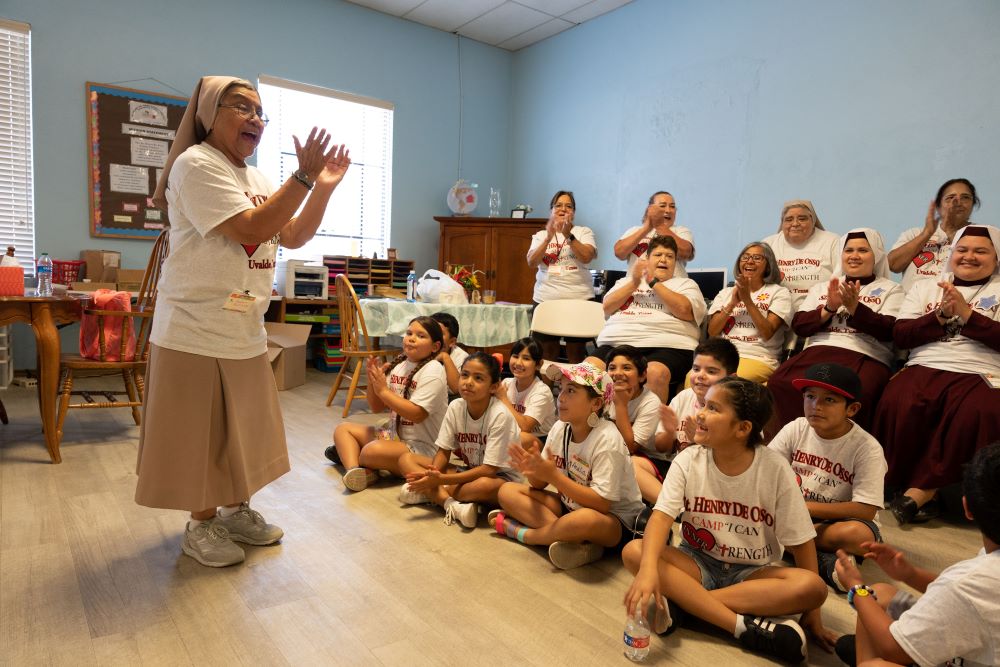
[
  {"x1": 491, "y1": 361, "x2": 645, "y2": 570},
  {"x1": 622, "y1": 377, "x2": 833, "y2": 664},
  {"x1": 768, "y1": 363, "x2": 888, "y2": 593},
  {"x1": 396, "y1": 352, "x2": 522, "y2": 528},
  {"x1": 833, "y1": 442, "x2": 1000, "y2": 667}
]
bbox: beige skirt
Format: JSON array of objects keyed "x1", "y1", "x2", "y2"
[{"x1": 135, "y1": 344, "x2": 289, "y2": 511}]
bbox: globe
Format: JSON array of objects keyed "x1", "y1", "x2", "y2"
[{"x1": 447, "y1": 180, "x2": 478, "y2": 215}]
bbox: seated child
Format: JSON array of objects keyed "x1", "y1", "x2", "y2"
[
  {"x1": 768, "y1": 363, "x2": 887, "y2": 593},
  {"x1": 635, "y1": 338, "x2": 740, "y2": 503},
  {"x1": 396, "y1": 353, "x2": 521, "y2": 528},
  {"x1": 431, "y1": 311, "x2": 468, "y2": 396},
  {"x1": 496, "y1": 337, "x2": 556, "y2": 449},
  {"x1": 833, "y1": 442, "x2": 1000, "y2": 667},
  {"x1": 491, "y1": 361, "x2": 645, "y2": 570},
  {"x1": 622, "y1": 377, "x2": 831, "y2": 664},
  {"x1": 329, "y1": 316, "x2": 448, "y2": 491}
]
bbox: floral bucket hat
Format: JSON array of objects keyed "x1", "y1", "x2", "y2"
[{"x1": 545, "y1": 361, "x2": 615, "y2": 406}]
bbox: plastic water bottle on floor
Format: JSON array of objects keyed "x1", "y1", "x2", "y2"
[
  {"x1": 406, "y1": 269, "x2": 417, "y2": 302},
  {"x1": 35, "y1": 253, "x2": 53, "y2": 296},
  {"x1": 624, "y1": 609, "x2": 650, "y2": 661}
]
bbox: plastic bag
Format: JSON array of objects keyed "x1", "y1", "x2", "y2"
[
  {"x1": 80, "y1": 289, "x2": 137, "y2": 361},
  {"x1": 415, "y1": 269, "x2": 468, "y2": 304}
]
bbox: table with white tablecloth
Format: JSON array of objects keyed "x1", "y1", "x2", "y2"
[{"x1": 358, "y1": 300, "x2": 533, "y2": 347}]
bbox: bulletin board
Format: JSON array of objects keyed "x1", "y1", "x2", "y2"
[{"x1": 87, "y1": 82, "x2": 188, "y2": 239}]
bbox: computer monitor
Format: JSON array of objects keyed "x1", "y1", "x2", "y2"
[{"x1": 686, "y1": 268, "x2": 728, "y2": 303}]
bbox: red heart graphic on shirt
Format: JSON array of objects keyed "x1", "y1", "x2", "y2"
[
  {"x1": 620, "y1": 296, "x2": 634, "y2": 311},
  {"x1": 795, "y1": 473, "x2": 803, "y2": 488},
  {"x1": 681, "y1": 521, "x2": 717, "y2": 551},
  {"x1": 722, "y1": 315, "x2": 736, "y2": 334},
  {"x1": 912, "y1": 251, "x2": 934, "y2": 268},
  {"x1": 633, "y1": 242, "x2": 648, "y2": 257},
  {"x1": 542, "y1": 253, "x2": 558, "y2": 266},
  {"x1": 241, "y1": 244, "x2": 260, "y2": 258}
]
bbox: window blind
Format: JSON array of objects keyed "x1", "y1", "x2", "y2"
[{"x1": 0, "y1": 18, "x2": 33, "y2": 273}]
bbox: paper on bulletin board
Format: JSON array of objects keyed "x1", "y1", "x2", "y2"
[
  {"x1": 121, "y1": 123, "x2": 175, "y2": 140},
  {"x1": 129, "y1": 100, "x2": 169, "y2": 126},
  {"x1": 109, "y1": 164, "x2": 149, "y2": 194},
  {"x1": 131, "y1": 137, "x2": 168, "y2": 167}
]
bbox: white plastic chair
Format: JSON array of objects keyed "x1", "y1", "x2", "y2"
[{"x1": 530, "y1": 299, "x2": 607, "y2": 338}]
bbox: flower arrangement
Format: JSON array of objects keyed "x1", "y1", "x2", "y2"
[
  {"x1": 512, "y1": 204, "x2": 533, "y2": 214},
  {"x1": 450, "y1": 264, "x2": 484, "y2": 291}
]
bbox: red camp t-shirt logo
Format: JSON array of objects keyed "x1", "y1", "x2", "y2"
[
  {"x1": 722, "y1": 315, "x2": 737, "y2": 334},
  {"x1": 241, "y1": 244, "x2": 260, "y2": 258},
  {"x1": 620, "y1": 296, "x2": 634, "y2": 311},
  {"x1": 542, "y1": 253, "x2": 558, "y2": 266},
  {"x1": 681, "y1": 521, "x2": 717, "y2": 551},
  {"x1": 633, "y1": 242, "x2": 649, "y2": 257},
  {"x1": 912, "y1": 250, "x2": 935, "y2": 268}
]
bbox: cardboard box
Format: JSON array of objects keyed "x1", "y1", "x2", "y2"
[
  {"x1": 264, "y1": 322, "x2": 312, "y2": 390},
  {"x1": 80, "y1": 249, "x2": 121, "y2": 283},
  {"x1": 116, "y1": 268, "x2": 145, "y2": 292},
  {"x1": 69, "y1": 281, "x2": 118, "y2": 292}
]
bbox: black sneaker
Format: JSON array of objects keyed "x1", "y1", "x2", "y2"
[
  {"x1": 888, "y1": 495, "x2": 918, "y2": 526},
  {"x1": 818, "y1": 550, "x2": 849, "y2": 593},
  {"x1": 835, "y1": 633, "x2": 857, "y2": 666},
  {"x1": 323, "y1": 445, "x2": 341, "y2": 466},
  {"x1": 738, "y1": 615, "x2": 807, "y2": 663}
]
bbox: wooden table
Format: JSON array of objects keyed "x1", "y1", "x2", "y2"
[{"x1": 0, "y1": 293, "x2": 87, "y2": 463}]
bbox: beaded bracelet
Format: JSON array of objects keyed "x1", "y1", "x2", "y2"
[{"x1": 847, "y1": 584, "x2": 877, "y2": 609}]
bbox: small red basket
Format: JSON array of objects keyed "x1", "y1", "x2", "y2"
[{"x1": 52, "y1": 259, "x2": 85, "y2": 285}]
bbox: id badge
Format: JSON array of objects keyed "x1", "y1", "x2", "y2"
[
  {"x1": 547, "y1": 264, "x2": 563, "y2": 276},
  {"x1": 222, "y1": 290, "x2": 259, "y2": 313}
]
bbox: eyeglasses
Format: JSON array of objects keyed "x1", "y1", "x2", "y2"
[
  {"x1": 740, "y1": 253, "x2": 766, "y2": 263},
  {"x1": 943, "y1": 194, "x2": 974, "y2": 204},
  {"x1": 219, "y1": 103, "x2": 269, "y2": 125}
]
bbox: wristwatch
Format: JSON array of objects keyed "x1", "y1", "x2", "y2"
[
  {"x1": 292, "y1": 169, "x2": 314, "y2": 191},
  {"x1": 823, "y1": 304, "x2": 838, "y2": 315},
  {"x1": 567, "y1": 233, "x2": 576, "y2": 243},
  {"x1": 847, "y1": 584, "x2": 877, "y2": 608}
]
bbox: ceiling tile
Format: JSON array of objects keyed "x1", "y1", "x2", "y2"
[
  {"x1": 562, "y1": 0, "x2": 631, "y2": 24},
  {"x1": 498, "y1": 17, "x2": 574, "y2": 51},
  {"x1": 457, "y1": 2, "x2": 551, "y2": 45},
  {"x1": 344, "y1": 0, "x2": 426, "y2": 16},
  {"x1": 404, "y1": 0, "x2": 507, "y2": 33},
  {"x1": 515, "y1": 0, "x2": 594, "y2": 18}
]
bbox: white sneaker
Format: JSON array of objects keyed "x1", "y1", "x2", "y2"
[
  {"x1": 547, "y1": 541, "x2": 603, "y2": 570},
  {"x1": 343, "y1": 467, "x2": 379, "y2": 492},
  {"x1": 647, "y1": 595, "x2": 672, "y2": 635},
  {"x1": 181, "y1": 521, "x2": 245, "y2": 567},
  {"x1": 213, "y1": 504, "x2": 283, "y2": 546},
  {"x1": 444, "y1": 501, "x2": 479, "y2": 528},
  {"x1": 398, "y1": 483, "x2": 430, "y2": 505}
]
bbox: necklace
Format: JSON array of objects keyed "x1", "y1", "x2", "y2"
[{"x1": 462, "y1": 396, "x2": 493, "y2": 459}]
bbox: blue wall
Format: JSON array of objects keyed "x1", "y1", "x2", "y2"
[
  {"x1": 5, "y1": 0, "x2": 511, "y2": 365},
  {"x1": 508, "y1": 0, "x2": 1000, "y2": 272}
]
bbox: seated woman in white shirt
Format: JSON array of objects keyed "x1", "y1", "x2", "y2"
[
  {"x1": 596, "y1": 235, "x2": 707, "y2": 401},
  {"x1": 613, "y1": 191, "x2": 695, "y2": 278},
  {"x1": 887, "y1": 178, "x2": 981, "y2": 291},
  {"x1": 763, "y1": 200, "x2": 840, "y2": 311},
  {"x1": 526, "y1": 190, "x2": 598, "y2": 363},
  {"x1": 767, "y1": 228, "x2": 904, "y2": 432},
  {"x1": 706, "y1": 242, "x2": 793, "y2": 384},
  {"x1": 875, "y1": 225, "x2": 1000, "y2": 526}
]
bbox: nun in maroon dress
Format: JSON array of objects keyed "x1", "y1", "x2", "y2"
[{"x1": 874, "y1": 224, "x2": 1000, "y2": 525}]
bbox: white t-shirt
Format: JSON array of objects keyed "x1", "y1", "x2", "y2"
[
  {"x1": 898, "y1": 276, "x2": 1000, "y2": 376},
  {"x1": 528, "y1": 226, "x2": 597, "y2": 302},
  {"x1": 890, "y1": 548, "x2": 1000, "y2": 667},
  {"x1": 617, "y1": 224, "x2": 695, "y2": 278},
  {"x1": 449, "y1": 345, "x2": 469, "y2": 368},
  {"x1": 155, "y1": 143, "x2": 277, "y2": 359},
  {"x1": 435, "y1": 398, "x2": 521, "y2": 481},
  {"x1": 768, "y1": 418, "x2": 887, "y2": 510},
  {"x1": 891, "y1": 224, "x2": 956, "y2": 292},
  {"x1": 541, "y1": 420, "x2": 645, "y2": 524},
  {"x1": 763, "y1": 229, "x2": 841, "y2": 310},
  {"x1": 708, "y1": 283, "x2": 793, "y2": 368},
  {"x1": 655, "y1": 387, "x2": 702, "y2": 454},
  {"x1": 607, "y1": 387, "x2": 662, "y2": 456},
  {"x1": 597, "y1": 276, "x2": 706, "y2": 350},
  {"x1": 653, "y1": 445, "x2": 816, "y2": 566},
  {"x1": 501, "y1": 376, "x2": 556, "y2": 436},
  {"x1": 798, "y1": 276, "x2": 904, "y2": 367},
  {"x1": 387, "y1": 359, "x2": 448, "y2": 457}
]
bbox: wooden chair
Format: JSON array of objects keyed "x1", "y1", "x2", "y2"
[
  {"x1": 325, "y1": 273, "x2": 399, "y2": 417},
  {"x1": 54, "y1": 231, "x2": 169, "y2": 450}
]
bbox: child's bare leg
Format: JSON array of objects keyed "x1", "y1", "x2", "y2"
[
  {"x1": 633, "y1": 457, "x2": 663, "y2": 504},
  {"x1": 519, "y1": 508, "x2": 620, "y2": 547},
  {"x1": 646, "y1": 361, "x2": 671, "y2": 403},
  {"x1": 711, "y1": 565, "x2": 828, "y2": 617},
  {"x1": 497, "y1": 482, "x2": 562, "y2": 527},
  {"x1": 450, "y1": 477, "x2": 506, "y2": 505},
  {"x1": 816, "y1": 521, "x2": 878, "y2": 557},
  {"x1": 333, "y1": 422, "x2": 370, "y2": 469},
  {"x1": 855, "y1": 583, "x2": 899, "y2": 665},
  {"x1": 358, "y1": 440, "x2": 410, "y2": 476}
]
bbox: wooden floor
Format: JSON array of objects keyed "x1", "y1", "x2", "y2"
[{"x1": 0, "y1": 371, "x2": 983, "y2": 666}]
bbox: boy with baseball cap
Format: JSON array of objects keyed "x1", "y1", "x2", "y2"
[{"x1": 768, "y1": 363, "x2": 888, "y2": 592}]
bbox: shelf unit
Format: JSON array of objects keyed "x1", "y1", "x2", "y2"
[
  {"x1": 322, "y1": 255, "x2": 415, "y2": 298},
  {"x1": 0, "y1": 326, "x2": 11, "y2": 388}
]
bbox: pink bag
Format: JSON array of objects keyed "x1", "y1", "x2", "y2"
[{"x1": 79, "y1": 289, "x2": 137, "y2": 361}]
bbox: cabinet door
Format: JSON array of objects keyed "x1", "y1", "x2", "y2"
[
  {"x1": 440, "y1": 226, "x2": 491, "y2": 286},
  {"x1": 491, "y1": 225, "x2": 539, "y2": 304}
]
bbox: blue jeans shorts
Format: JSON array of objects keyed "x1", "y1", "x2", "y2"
[
  {"x1": 678, "y1": 543, "x2": 766, "y2": 591},
  {"x1": 816, "y1": 517, "x2": 883, "y2": 543}
]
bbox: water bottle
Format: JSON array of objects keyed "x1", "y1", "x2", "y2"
[
  {"x1": 35, "y1": 253, "x2": 53, "y2": 296},
  {"x1": 406, "y1": 270, "x2": 417, "y2": 302},
  {"x1": 623, "y1": 610, "x2": 650, "y2": 661}
]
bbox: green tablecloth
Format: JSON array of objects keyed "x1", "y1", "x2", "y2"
[{"x1": 358, "y1": 300, "x2": 533, "y2": 347}]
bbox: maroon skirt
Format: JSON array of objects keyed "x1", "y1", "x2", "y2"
[
  {"x1": 874, "y1": 365, "x2": 1000, "y2": 490},
  {"x1": 768, "y1": 345, "x2": 891, "y2": 432}
]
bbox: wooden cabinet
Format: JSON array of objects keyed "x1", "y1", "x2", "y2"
[{"x1": 436, "y1": 216, "x2": 546, "y2": 304}]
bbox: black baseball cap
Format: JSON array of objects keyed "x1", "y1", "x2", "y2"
[{"x1": 791, "y1": 363, "x2": 861, "y2": 401}]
